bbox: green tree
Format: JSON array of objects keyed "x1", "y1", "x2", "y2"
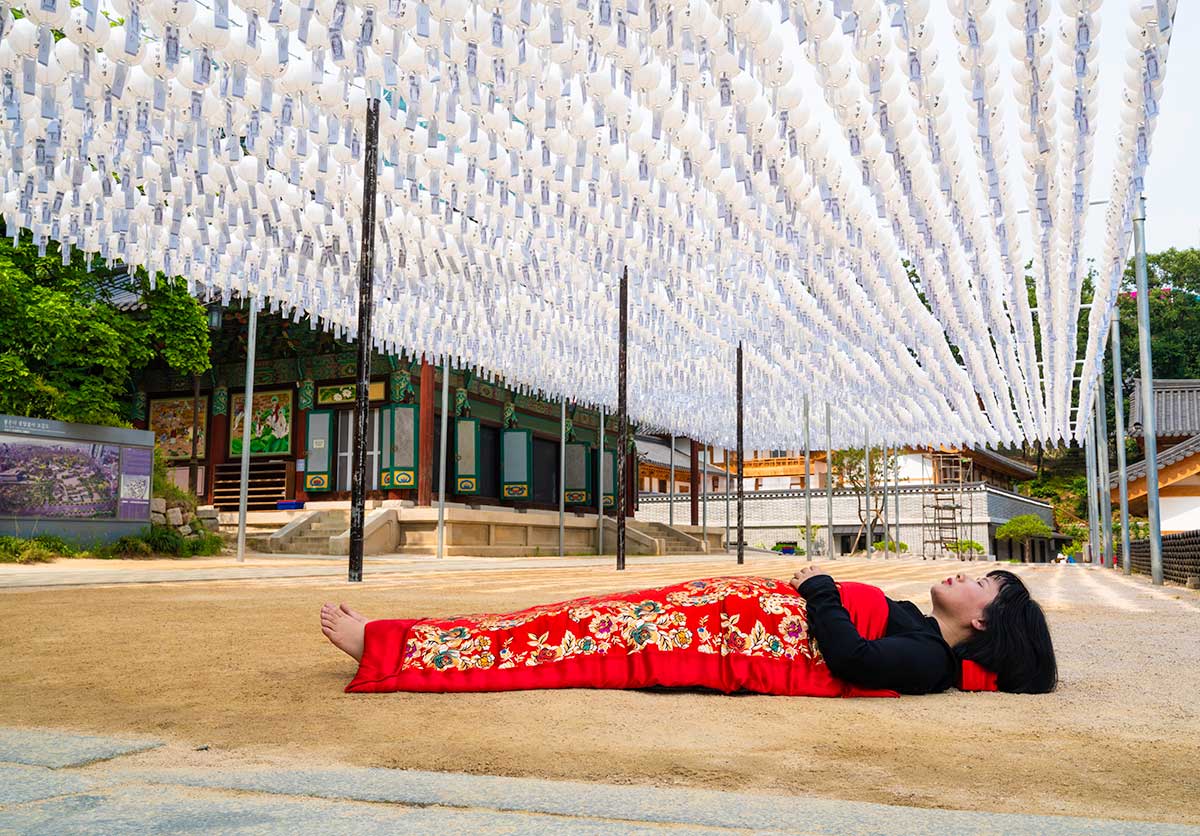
[
  {"x1": 1094, "y1": 248, "x2": 1200, "y2": 469},
  {"x1": 831, "y1": 447, "x2": 895, "y2": 552},
  {"x1": 945, "y1": 539, "x2": 984, "y2": 556},
  {"x1": 0, "y1": 228, "x2": 211, "y2": 426},
  {"x1": 995, "y1": 514, "x2": 1053, "y2": 563}
]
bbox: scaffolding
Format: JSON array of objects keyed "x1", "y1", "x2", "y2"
[{"x1": 921, "y1": 453, "x2": 975, "y2": 560}]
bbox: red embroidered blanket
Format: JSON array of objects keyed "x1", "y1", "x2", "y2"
[{"x1": 346, "y1": 576, "x2": 900, "y2": 697}]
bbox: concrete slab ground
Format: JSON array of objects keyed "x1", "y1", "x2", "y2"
[{"x1": 0, "y1": 729, "x2": 1195, "y2": 835}]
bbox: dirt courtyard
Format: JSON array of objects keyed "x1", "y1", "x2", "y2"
[{"x1": 2, "y1": 555, "x2": 1197, "y2": 826}]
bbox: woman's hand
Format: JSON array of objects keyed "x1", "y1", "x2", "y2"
[{"x1": 789, "y1": 565, "x2": 831, "y2": 592}]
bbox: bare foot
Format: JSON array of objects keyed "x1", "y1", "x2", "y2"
[
  {"x1": 339, "y1": 603, "x2": 367, "y2": 623},
  {"x1": 320, "y1": 602, "x2": 367, "y2": 662}
]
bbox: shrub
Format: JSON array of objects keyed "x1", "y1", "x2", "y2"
[
  {"x1": 108, "y1": 536, "x2": 153, "y2": 558},
  {"x1": 872, "y1": 539, "x2": 909, "y2": 552},
  {"x1": 143, "y1": 524, "x2": 187, "y2": 556},
  {"x1": 29, "y1": 534, "x2": 79, "y2": 555},
  {"x1": 0, "y1": 536, "x2": 22, "y2": 561},
  {"x1": 186, "y1": 532, "x2": 224, "y2": 556},
  {"x1": 16, "y1": 543, "x2": 56, "y2": 564},
  {"x1": 946, "y1": 539, "x2": 984, "y2": 555}
]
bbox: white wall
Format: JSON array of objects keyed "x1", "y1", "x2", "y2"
[
  {"x1": 1160, "y1": 496, "x2": 1200, "y2": 533},
  {"x1": 896, "y1": 453, "x2": 932, "y2": 483}
]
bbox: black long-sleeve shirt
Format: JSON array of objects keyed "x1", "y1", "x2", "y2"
[{"x1": 798, "y1": 575, "x2": 957, "y2": 695}]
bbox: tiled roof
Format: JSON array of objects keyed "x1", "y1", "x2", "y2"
[
  {"x1": 1128, "y1": 379, "x2": 1200, "y2": 438},
  {"x1": 1111, "y1": 432, "x2": 1200, "y2": 486},
  {"x1": 635, "y1": 435, "x2": 694, "y2": 470},
  {"x1": 962, "y1": 446, "x2": 1037, "y2": 480}
]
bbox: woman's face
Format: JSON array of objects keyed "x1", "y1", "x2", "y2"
[{"x1": 930, "y1": 573, "x2": 1003, "y2": 628}]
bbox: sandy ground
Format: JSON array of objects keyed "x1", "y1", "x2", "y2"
[{"x1": 2, "y1": 556, "x2": 1198, "y2": 826}]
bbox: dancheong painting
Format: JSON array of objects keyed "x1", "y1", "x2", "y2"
[
  {"x1": 230, "y1": 390, "x2": 293, "y2": 457},
  {"x1": 149, "y1": 397, "x2": 208, "y2": 461}
]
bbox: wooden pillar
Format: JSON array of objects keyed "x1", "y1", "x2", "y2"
[
  {"x1": 294, "y1": 380, "x2": 313, "y2": 502},
  {"x1": 417, "y1": 360, "x2": 435, "y2": 506},
  {"x1": 207, "y1": 386, "x2": 229, "y2": 506},
  {"x1": 625, "y1": 448, "x2": 637, "y2": 516},
  {"x1": 689, "y1": 439, "x2": 700, "y2": 526}
]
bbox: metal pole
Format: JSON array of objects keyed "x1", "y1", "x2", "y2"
[
  {"x1": 559, "y1": 397, "x2": 566, "y2": 558},
  {"x1": 736, "y1": 341, "x2": 744, "y2": 564},
  {"x1": 669, "y1": 433, "x2": 675, "y2": 527},
  {"x1": 825, "y1": 402, "x2": 835, "y2": 560},
  {"x1": 597, "y1": 406, "x2": 605, "y2": 556},
  {"x1": 1084, "y1": 415, "x2": 1101, "y2": 565},
  {"x1": 803, "y1": 394, "x2": 813, "y2": 561},
  {"x1": 436, "y1": 359, "x2": 450, "y2": 560},
  {"x1": 188, "y1": 373, "x2": 201, "y2": 496},
  {"x1": 724, "y1": 448, "x2": 731, "y2": 551},
  {"x1": 893, "y1": 446, "x2": 901, "y2": 557},
  {"x1": 617, "y1": 267, "x2": 628, "y2": 571},
  {"x1": 864, "y1": 429, "x2": 872, "y2": 556},
  {"x1": 880, "y1": 444, "x2": 890, "y2": 558},
  {"x1": 235, "y1": 297, "x2": 258, "y2": 564},
  {"x1": 1094, "y1": 369, "x2": 1114, "y2": 568},
  {"x1": 348, "y1": 96, "x2": 380, "y2": 583},
  {"x1": 702, "y1": 445, "x2": 708, "y2": 545},
  {"x1": 1111, "y1": 320, "x2": 1132, "y2": 574},
  {"x1": 1132, "y1": 194, "x2": 1163, "y2": 584}
]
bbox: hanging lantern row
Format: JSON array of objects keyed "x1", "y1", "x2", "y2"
[{"x1": 0, "y1": 0, "x2": 1176, "y2": 450}]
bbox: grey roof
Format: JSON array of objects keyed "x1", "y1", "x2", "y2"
[
  {"x1": 1128, "y1": 379, "x2": 1200, "y2": 438},
  {"x1": 635, "y1": 435, "x2": 693, "y2": 470},
  {"x1": 1111, "y1": 432, "x2": 1200, "y2": 486},
  {"x1": 962, "y1": 446, "x2": 1037, "y2": 480}
]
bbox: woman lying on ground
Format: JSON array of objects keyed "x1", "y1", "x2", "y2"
[{"x1": 321, "y1": 565, "x2": 1057, "y2": 697}]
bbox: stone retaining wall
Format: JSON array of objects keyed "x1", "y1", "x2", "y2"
[{"x1": 150, "y1": 499, "x2": 220, "y2": 541}]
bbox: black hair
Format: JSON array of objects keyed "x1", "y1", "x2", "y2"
[{"x1": 955, "y1": 570, "x2": 1058, "y2": 694}]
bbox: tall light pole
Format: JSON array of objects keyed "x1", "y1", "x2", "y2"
[
  {"x1": 825, "y1": 402, "x2": 835, "y2": 560},
  {"x1": 1084, "y1": 414, "x2": 1101, "y2": 564},
  {"x1": 669, "y1": 433, "x2": 675, "y2": 527},
  {"x1": 597, "y1": 406, "x2": 605, "y2": 556},
  {"x1": 616, "y1": 267, "x2": 628, "y2": 571},
  {"x1": 234, "y1": 297, "x2": 258, "y2": 565},
  {"x1": 1094, "y1": 368, "x2": 1114, "y2": 567},
  {"x1": 863, "y1": 429, "x2": 872, "y2": 556},
  {"x1": 1111, "y1": 320, "x2": 1132, "y2": 574},
  {"x1": 558, "y1": 397, "x2": 566, "y2": 558},
  {"x1": 736, "y1": 341, "x2": 744, "y2": 565},
  {"x1": 435, "y1": 359, "x2": 450, "y2": 559},
  {"x1": 1132, "y1": 194, "x2": 1163, "y2": 584},
  {"x1": 803, "y1": 394, "x2": 813, "y2": 561}
]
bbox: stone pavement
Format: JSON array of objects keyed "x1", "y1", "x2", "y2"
[{"x1": 0, "y1": 728, "x2": 1193, "y2": 835}]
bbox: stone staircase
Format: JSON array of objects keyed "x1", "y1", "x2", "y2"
[
  {"x1": 249, "y1": 510, "x2": 349, "y2": 555},
  {"x1": 633, "y1": 521, "x2": 708, "y2": 554}
]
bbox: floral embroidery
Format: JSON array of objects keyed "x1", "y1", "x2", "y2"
[{"x1": 400, "y1": 576, "x2": 820, "y2": 675}]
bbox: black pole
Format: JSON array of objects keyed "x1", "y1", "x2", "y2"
[
  {"x1": 188, "y1": 373, "x2": 201, "y2": 496},
  {"x1": 737, "y1": 341, "x2": 744, "y2": 564},
  {"x1": 616, "y1": 266, "x2": 628, "y2": 571},
  {"x1": 349, "y1": 97, "x2": 380, "y2": 583}
]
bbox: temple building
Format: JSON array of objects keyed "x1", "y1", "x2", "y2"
[
  {"x1": 636, "y1": 441, "x2": 1057, "y2": 561},
  {"x1": 1111, "y1": 379, "x2": 1200, "y2": 533},
  {"x1": 134, "y1": 305, "x2": 641, "y2": 555}
]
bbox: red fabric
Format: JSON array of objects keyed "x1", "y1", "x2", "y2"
[
  {"x1": 958, "y1": 659, "x2": 999, "y2": 691},
  {"x1": 347, "y1": 576, "x2": 900, "y2": 698}
]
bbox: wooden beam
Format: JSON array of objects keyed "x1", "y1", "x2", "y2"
[{"x1": 1115, "y1": 452, "x2": 1200, "y2": 504}]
